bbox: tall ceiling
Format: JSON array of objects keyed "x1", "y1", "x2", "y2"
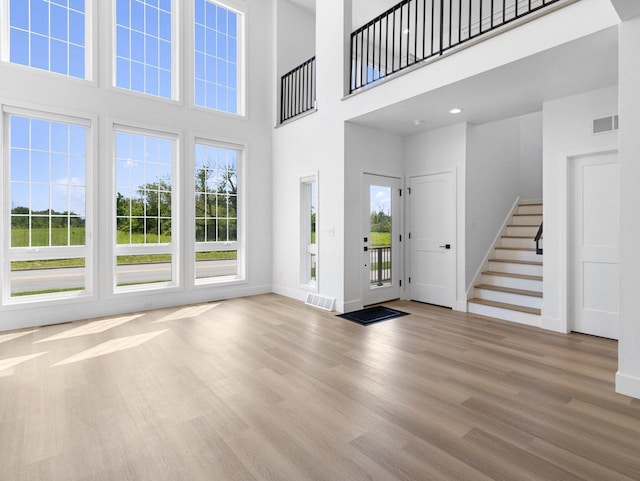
[
  {"x1": 286, "y1": 0, "x2": 402, "y2": 29},
  {"x1": 349, "y1": 26, "x2": 619, "y2": 136}
]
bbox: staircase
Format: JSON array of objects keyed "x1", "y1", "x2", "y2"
[{"x1": 468, "y1": 203, "x2": 543, "y2": 326}]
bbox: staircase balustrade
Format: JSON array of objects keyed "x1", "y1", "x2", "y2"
[{"x1": 350, "y1": 0, "x2": 563, "y2": 92}]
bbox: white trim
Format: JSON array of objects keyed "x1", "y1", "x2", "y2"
[
  {"x1": 616, "y1": 371, "x2": 640, "y2": 400},
  {"x1": 109, "y1": 0, "x2": 182, "y2": 103},
  {"x1": 191, "y1": 135, "x2": 245, "y2": 285},
  {"x1": 190, "y1": 0, "x2": 247, "y2": 117},
  {"x1": 299, "y1": 172, "x2": 318, "y2": 291},
  {"x1": 465, "y1": 196, "x2": 521, "y2": 301},
  {"x1": 1, "y1": 104, "x2": 96, "y2": 304},
  {"x1": 111, "y1": 121, "x2": 182, "y2": 293},
  {"x1": 0, "y1": 0, "x2": 97, "y2": 85}
]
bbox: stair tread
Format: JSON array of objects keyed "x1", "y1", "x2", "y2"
[
  {"x1": 475, "y1": 284, "x2": 542, "y2": 297},
  {"x1": 468, "y1": 298, "x2": 541, "y2": 315},
  {"x1": 502, "y1": 235, "x2": 541, "y2": 239},
  {"x1": 483, "y1": 271, "x2": 543, "y2": 281},
  {"x1": 495, "y1": 247, "x2": 536, "y2": 251},
  {"x1": 507, "y1": 224, "x2": 540, "y2": 227},
  {"x1": 518, "y1": 203, "x2": 542, "y2": 206},
  {"x1": 489, "y1": 258, "x2": 543, "y2": 266},
  {"x1": 513, "y1": 214, "x2": 542, "y2": 217}
]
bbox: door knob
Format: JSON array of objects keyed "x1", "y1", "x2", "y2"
[{"x1": 439, "y1": 244, "x2": 451, "y2": 249}]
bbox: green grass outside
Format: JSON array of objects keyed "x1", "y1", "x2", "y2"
[
  {"x1": 370, "y1": 232, "x2": 391, "y2": 246},
  {"x1": 12, "y1": 227, "x2": 85, "y2": 248},
  {"x1": 12, "y1": 287, "x2": 84, "y2": 297}
]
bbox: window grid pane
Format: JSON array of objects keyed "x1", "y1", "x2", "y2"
[
  {"x1": 194, "y1": 142, "x2": 239, "y2": 279},
  {"x1": 115, "y1": 0, "x2": 172, "y2": 98},
  {"x1": 9, "y1": 115, "x2": 87, "y2": 249},
  {"x1": 194, "y1": 0, "x2": 239, "y2": 113},
  {"x1": 9, "y1": 0, "x2": 86, "y2": 79},
  {"x1": 115, "y1": 131, "x2": 173, "y2": 245}
]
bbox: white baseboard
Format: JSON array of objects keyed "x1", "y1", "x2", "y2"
[
  {"x1": 455, "y1": 300, "x2": 467, "y2": 312},
  {"x1": 271, "y1": 285, "x2": 309, "y2": 303},
  {"x1": 338, "y1": 299, "x2": 362, "y2": 314},
  {"x1": 616, "y1": 371, "x2": 640, "y2": 400},
  {"x1": 540, "y1": 315, "x2": 569, "y2": 333}
]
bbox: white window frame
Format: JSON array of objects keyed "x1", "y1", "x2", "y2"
[
  {"x1": 112, "y1": 123, "x2": 180, "y2": 293},
  {"x1": 2, "y1": 105, "x2": 94, "y2": 304},
  {"x1": 300, "y1": 173, "x2": 318, "y2": 290},
  {"x1": 111, "y1": 0, "x2": 180, "y2": 102},
  {"x1": 193, "y1": 137, "x2": 244, "y2": 285},
  {"x1": 0, "y1": 0, "x2": 96, "y2": 83},
  {"x1": 191, "y1": 0, "x2": 246, "y2": 116}
]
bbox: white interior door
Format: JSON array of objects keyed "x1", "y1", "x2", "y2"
[
  {"x1": 409, "y1": 172, "x2": 455, "y2": 308},
  {"x1": 571, "y1": 152, "x2": 619, "y2": 339},
  {"x1": 362, "y1": 174, "x2": 401, "y2": 305}
]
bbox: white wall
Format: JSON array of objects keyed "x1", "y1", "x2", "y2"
[
  {"x1": 0, "y1": 0, "x2": 274, "y2": 331},
  {"x1": 344, "y1": 122, "x2": 404, "y2": 311},
  {"x1": 272, "y1": 0, "x2": 350, "y2": 310},
  {"x1": 341, "y1": 0, "x2": 620, "y2": 121},
  {"x1": 466, "y1": 117, "x2": 522, "y2": 287},
  {"x1": 404, "y1": 123, "x2": 467, "y2": 310},
  {"x1": 520, "y1": 111, "x2": 543, "y2": 201},
  {"x1": 617, "y1": 15, "x2": 640, "y2": 399},
  {"x1": 542, "y1": 85, "x2": 618, "y2": 333},
  {"x1": 276, "y1": 0, "x2": 316, "y2": 77}
]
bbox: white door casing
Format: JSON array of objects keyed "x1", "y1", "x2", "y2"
[
  {"x1": 409, "y1": 172, "x2": 455, "y2": 308},
  {"x1": 362, "y1": 174, "x2": 401, "y2": 306},
  {"x1": 570, "y1": 152, "x2": 619, "y2": 339}
]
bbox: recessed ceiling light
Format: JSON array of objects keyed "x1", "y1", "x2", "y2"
[
  {"x1": 403, "y1": 28, "x2": 410, "y2": 34},
  {"x1": 449, "y1": 108, "x2": 463, "y2": 114},
  {"x1": 413, "y1": 119, "x2": 423, "y2": 126}
]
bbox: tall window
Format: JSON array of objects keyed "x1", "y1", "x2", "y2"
[
  {"x1": 194, "y1": 0, "x2": 242, "y2": 114},
  {"x1": 300, "y1": 176, "x2": 317, "y2": 287},
  {"x1": 194, "y1": 141, "x2": 240, "y2": 281},
  {"x1": 8, "y1": 0, "x2": 87, "y2": 78},
  {"x1": 114, "y1": 127, "x2": 176, "y2": 289},
  {"x1": 114, "y1": 0, "x2": 173, "y2": 98},
  {"x1": 4, "y1": 108, "x2": 91, "y2": 299}
]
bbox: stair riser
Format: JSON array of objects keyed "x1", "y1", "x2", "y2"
[
  {"x1": 500, "y1": 237, "x2": 537, "y2": 249},
  {"x1": 494, "y1": 249, "x2": 542, "y2": 262},
  {"x1": 488, "y1": 261, "x2": 542, "y2": 277},
  {"x1": 512, "y1": 215, "x2": 543, "y2": 226},
  {"x1": 506, "y1": 226, "x2": 539, "y2": 237},
  {"x1": 482, "y1": 274, "x2": 542, "y2": 291},
  {"x1": 474, "y1": 288, "x2": 542, "y2": 309},
  {"x1": 468, "y1": 302, "x2": 541, "y2": 327},
  {"x1": 517, "y1": 205, "x2": 543, "y2": 215}
]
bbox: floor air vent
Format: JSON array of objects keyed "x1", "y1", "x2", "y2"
[
  {"x1": 305, "y1": 293, "x2": 336, "y2": 311},
  {"x1": 593, "y1": 115, "x2": 619, "y2": 134}
]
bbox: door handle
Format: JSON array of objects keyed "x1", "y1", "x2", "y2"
[
  {"x1": 364, "y1": 246, "x2": 368, "y2": 252},
  {"x1": 439, "y1": 244, "x2": 451, "y2": 249}
]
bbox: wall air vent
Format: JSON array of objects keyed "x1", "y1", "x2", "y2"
[
  {"x1": 593, "y1": 115, "x2": 619, "y2": 134},
  {"x1": 305, "y1": 293, "x2": 336, "y2": 311}
]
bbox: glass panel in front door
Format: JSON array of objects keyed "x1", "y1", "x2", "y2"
[{"x1": 369, "y1": 185, "x2": 392, "y2": 288}]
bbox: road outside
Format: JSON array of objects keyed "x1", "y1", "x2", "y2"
[{"x1": 11, "y1": 259, "x2": 237, "y2": 295}]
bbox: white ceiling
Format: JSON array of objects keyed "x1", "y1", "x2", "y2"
[
  {"x1": 286, "y1": 0, "x2": 401, "y2": 29},
  {"x1": 349, "y1": 26, "x2": 619, "y2": 136}
]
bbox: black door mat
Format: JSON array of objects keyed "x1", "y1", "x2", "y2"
[{"x1": 337, "y1": 306, "x2": 409, "y2": 326}]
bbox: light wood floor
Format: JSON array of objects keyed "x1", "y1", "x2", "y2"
[{"x1": 1, "y1": 294, "x2": 639, "y2": 481}]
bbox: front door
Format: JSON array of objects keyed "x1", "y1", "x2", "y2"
[
  {"x1": 363, "y1": 174, "x2": 401, "y2": 305},
  {"x1": 409, "y1": 172, "x2": 455, "y2": 308},
  {"x1": 571, "y1": 152, "x2": 619, "y2": 339}
]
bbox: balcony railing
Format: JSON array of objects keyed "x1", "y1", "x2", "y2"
[
  {"x1": 280, "y1": 56, "x2": 316, "y2": 123},
  {"x1": 370, "y1": 246, "x2": 391, "y2": 286},
  {"x1": 350, "y1": 0, "x2": 562, "y2": 92}
]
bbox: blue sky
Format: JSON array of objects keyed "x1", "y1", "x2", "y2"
[
  {"x1": 370, "y1": 185, "x2": 391, "y2": 214},
  {"x1": 10, "y1": 116, "x2": 87, "y2": 216},
  {"x1": 9, "y1": 0, "x2": 85, "y2": 78}
]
